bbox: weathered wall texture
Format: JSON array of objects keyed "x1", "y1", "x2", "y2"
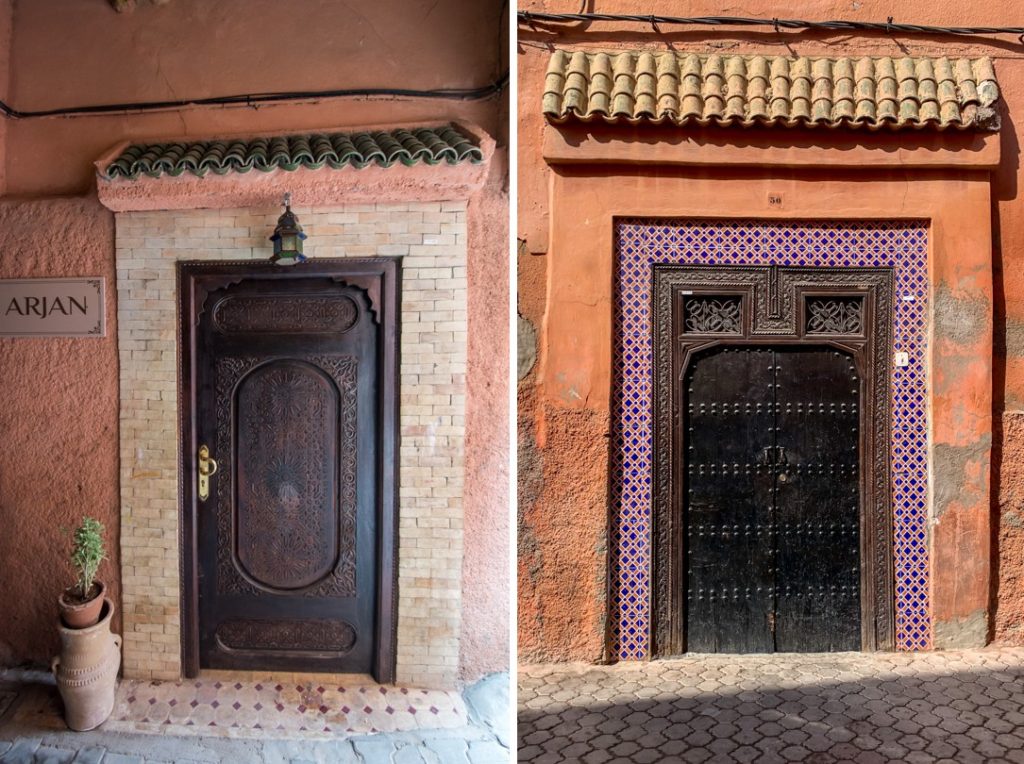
[
  {"x1": 0, "y1": 0, "x2": 508, "y2": 684},
  {"x1": 518, "y1": 0, "x2": 1017, "y2": 658},
  {"x1": 996, "y1": 412, "x2": 1024, "y2": 642},
  {"x1": 460, "y1": 160, "x2": 511, "y2": 681},
  {"x1": 0, "y1": 196, "x2": 120, "y2": 666}
]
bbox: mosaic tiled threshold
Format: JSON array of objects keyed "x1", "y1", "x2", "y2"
[
  {"x1": 15, "y1": 675, "x2": 466, "y2": 741},
  {"x1": 611, "y1": 220, "x2": 930, "y2": 660}
]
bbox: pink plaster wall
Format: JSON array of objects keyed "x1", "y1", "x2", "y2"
[
  {"x1": 4, "y1": 0, "x2": 505, "y2": 197},
  {"x1": 0, "y1": 196, "x2": 120, "y2": 666},
  {"x1": 461, "y1": 153, "x2": 510, "y2": 680},
  {"x1": 0, "y1": 0, "x2": 11, "y2": 195},
  {"x1": 0, "y1": 0, "x2": 508, "y2": 682}
]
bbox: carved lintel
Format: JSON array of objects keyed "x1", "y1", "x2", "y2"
[
  {"x1": 214, "y1": 295, "x2": 359, "y2": 334},
  {"x1": 768, "y1": 265, "x2": 781, "y2": 318},
  {"x1": 194, "y1": 275, "x2": 246, "y2": 325},
  {"x1": 331, "y1": 276, "x2": 382, "y2": 324},
  {"x1": 215, "y1": 618, "x2": 356, "y2": 653},
  {"x1": 109, "y1": 0, "x2": 172, "y2": 10}
]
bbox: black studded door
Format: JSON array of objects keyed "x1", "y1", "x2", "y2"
[{"x1": 685, "y1": 345, "x2": 861, "y2": 653}]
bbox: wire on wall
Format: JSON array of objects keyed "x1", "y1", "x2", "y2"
[
  {"x1": 0, "y1": 72, "x2": 510, "y2": 120},
  {"x1": 517, "y1": 12, "x2": 1024, "y2": 44}
]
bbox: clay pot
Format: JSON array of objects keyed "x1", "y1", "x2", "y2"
[
  {"x1": 51, "y1": 598, "x2": 122, "y2": 731},
  {"x1": 58, "y1": 580, "x2": 106, "y2": 629}
]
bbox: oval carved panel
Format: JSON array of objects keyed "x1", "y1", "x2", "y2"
[
  {"x1": 236, "y1": 360, "x2": 339, "y2": 590},
  {"x1": 214, "y1": 295, "x2": 358, "y2": 334},
  {"x1": 215, "y1": 618, "x2": 357, "y2": 654}
]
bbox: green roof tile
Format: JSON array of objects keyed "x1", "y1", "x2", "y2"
[{"x1": 102, "y1": 124, "x2": 482, "y2": 180}]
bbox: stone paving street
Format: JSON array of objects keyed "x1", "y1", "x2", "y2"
[
  {"x1": 0, "y1": 671, "x2": 510, "y2": 763},
  {"x1": 518, "y1": 648, "x2": 1024, "y2": 763}
]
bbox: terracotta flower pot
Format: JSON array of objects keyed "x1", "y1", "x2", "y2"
[
  {"x1": 51, "y1": 598, "x2": 122, "y2": 731},
  {"x1": 58, "y1": 580, "x2": 106, "y2": 629}
]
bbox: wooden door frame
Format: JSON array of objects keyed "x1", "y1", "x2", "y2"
[
  {"x1": 650, "y1": 265, "x2": 895, "y2": 657},
  {"x1": 177, "y1": 258, "x2": 400, "y2": 683}
]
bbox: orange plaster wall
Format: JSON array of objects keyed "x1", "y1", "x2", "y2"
[
  {"x1": 0, "y1": 0, "x2": 508, "y2": 681},
  {"x1": 518, "y1": 0, "x2": 1014, "y2": 657}
]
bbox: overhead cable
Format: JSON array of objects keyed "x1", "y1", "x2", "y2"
[
  {"x1": 0, "y1": 71, "x2": 510, "y2": 120},
  {"x1": 517, "y1": 12, "x2": 1024, "y2": 43}
]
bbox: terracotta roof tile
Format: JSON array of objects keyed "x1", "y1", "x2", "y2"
[
  {"x1": 543, "y1": 51, "x2": 1000, "y2": 131},
  {"x1": 101, "y1": 124, "x2": 482, "y2": 180}
]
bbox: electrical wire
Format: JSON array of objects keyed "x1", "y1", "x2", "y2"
[
  {"x1": 0, "y1": 71, "x2": 510, "y2": 120},
  {"x1": 517, "y1": 12, "x2": 1024, "y2": 43}
]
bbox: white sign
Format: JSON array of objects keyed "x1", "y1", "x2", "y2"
[{"x1": 0, "y1": 278, "x2": 105, "y2": 337}]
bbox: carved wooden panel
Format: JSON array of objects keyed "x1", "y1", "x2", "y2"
[
  {"x1": 236, "y1": 361, "x2": 337, "y2": 589},
  {"x1": 683, "y1": 295, "x2": 742, "y2": 334},
  {"x1": 806, "y1": 296, "x2": 864, "y2": 334},
  {"x1": 216, "y1": 355, "x2": 358, "y2": 598},
  {"x1": 215, "y1": 619, "x2": 357, "y2": 653},
  {"x1": 214, "y1": 295, "x2": 359, "y2": 334},
  {"x1": 651, "y1": 266, "x2": 895, "y2": 656}
]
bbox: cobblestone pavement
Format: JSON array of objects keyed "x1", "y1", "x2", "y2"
[
  {"x1": 0, "y1": 671, "x2": 510, "y2": 763},
  {"x1": 518, "y1": 649, "x2": 1024, "y2": 763}
]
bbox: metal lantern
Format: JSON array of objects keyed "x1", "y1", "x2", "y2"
[{"x1": 269, "y1": 192, "x2": 307, "y2": 266}]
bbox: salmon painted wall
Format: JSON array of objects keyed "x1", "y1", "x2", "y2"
[
  {"x1": 0, "y1": 0, "x2": 508, "y2": 681},
  {"x1": 517, "y1": 0, "x2": 1024, "y2": 659}
]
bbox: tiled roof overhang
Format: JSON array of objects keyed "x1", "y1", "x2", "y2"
[
  {"x1": 543, "y1": 51, "x2": 1001, "y2": 131},
  {"x1": 101, "y1": 124, "x2": 482, "y2": 180}
]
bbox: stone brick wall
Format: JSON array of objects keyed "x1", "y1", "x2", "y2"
[{"x1": 114, "y1": 202, "x2": 467, "y2": 688}]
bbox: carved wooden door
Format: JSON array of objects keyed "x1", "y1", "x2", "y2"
[
  {"x1": 180, "y1": 261, "x2": 398, "y2": 681},
  {"x1": 652, "y1": 266, "x2": 895, "y2": 656},
  {"x1": 684, "y1": 346, "x2": 861, "y2": 653}
]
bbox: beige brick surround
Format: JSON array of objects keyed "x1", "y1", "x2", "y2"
[{"x1": 114, "y1": 202, "x2": 467, "y2": 688}]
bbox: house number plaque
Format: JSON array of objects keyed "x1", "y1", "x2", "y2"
[{"x1": 0, "y1": 278, "x2": 105, "y2": 337}]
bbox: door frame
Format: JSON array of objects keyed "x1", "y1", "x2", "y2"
[
  {"x1": 650, "y1": 265, "x2": 895, "y2": 656},
  {"x1": 177, "y1": 258, "x2": 400, "y2": 683}
]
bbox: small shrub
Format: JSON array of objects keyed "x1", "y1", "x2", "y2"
[{"x1": 70, "y1": 517, "x2": 107, "y2": 600}]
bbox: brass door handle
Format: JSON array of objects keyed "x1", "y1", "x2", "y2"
[{"x1": 198, "y1": 444, "x2": 218, "y2": 502}]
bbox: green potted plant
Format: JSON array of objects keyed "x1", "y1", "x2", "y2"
[
  {"x1": 57, "y1": 517, "x2": 107, "y2": 629},
  {"x1": 52, "y1": 516, "x2": 121, "y2": 731}
]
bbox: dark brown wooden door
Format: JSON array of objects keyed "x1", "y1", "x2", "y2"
[
  {"x1": 684, "y1": 345, "x2": 860, "y2": 653},
  {"x1": 179, "y1": 261, "x2": 398, "y2": 680}
]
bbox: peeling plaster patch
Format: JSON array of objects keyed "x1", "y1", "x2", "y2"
[
  {"x1": 1003, "y1": 316, "x2": 1024, "y2": 358},
  {"x1": 933, "y1": 282, "x2": 989, "y2": 345},
  {"x1": 934, "y1": 609, "x2": 988, "y2": 649},
  {"x1": 518, "y1": 314, "x2": 537, "y2": 381},
  {"x1": 933, "y1": 436, "x2": 992, "y2": 518},
  {"x1": 517, "y1": 410, "x2": 544, "y2": 586},
  {"x1": 1004, "y1": 510, "x2": 1024, "y2": 530}
]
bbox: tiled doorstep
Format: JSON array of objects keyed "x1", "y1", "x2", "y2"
[{"x1": 13, "y1": 671, "x2": 466, "y2": 741}]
